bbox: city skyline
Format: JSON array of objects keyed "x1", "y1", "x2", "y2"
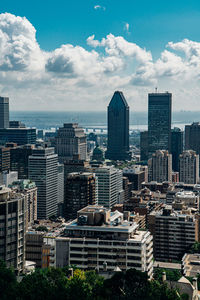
[{"x1": 0, "y1": 1, "x2": 200, "y2": 111}]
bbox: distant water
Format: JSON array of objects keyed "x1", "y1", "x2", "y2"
[{"x1": 10, "y1": 111, "x2": 200, "y2": 130}]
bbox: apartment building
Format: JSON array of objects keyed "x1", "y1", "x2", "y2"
[{"x1": 60, "y1": 206, "x2": 153, "y2": 277}]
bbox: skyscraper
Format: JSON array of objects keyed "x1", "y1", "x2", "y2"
[
  {"x1": 171, "y1": 127, "x2": 183, "y2": 172},
  {"x1": 185, "y1": 122, "x2": 200, "y2": 154},
  {"x1": 148, "y1": 92, "x2": 172, "y2": 157},
  {"x1": 95, "y1": 166, "x2": 124, "y2": 208},
  {"x1": 28, "y1": 148, "x2": 58, "y2": 219},
  {"x1": 0, "y1": 96, "x2": 9, "y2": 129},
  {"x1": 56, "y1": 123, "x2": 87, "y2": 163},
  {"x1": 106, "y1": 91, "x2": 131, "y2": 161}
]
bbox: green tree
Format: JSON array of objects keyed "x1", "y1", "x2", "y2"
[{"x1": 0, "y1": 260, "x2": 17, "y2": 300}]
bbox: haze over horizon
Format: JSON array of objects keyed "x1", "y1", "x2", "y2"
[{"x1": 1, "y1": 1, "x2": 200, "y2": 111}]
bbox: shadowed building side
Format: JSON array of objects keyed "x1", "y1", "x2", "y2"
[{"x1": 106, "y1": 91, "x2": 131, "y2": 161}]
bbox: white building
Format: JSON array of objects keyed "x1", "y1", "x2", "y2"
[
  {"x1": 95, "y1": 166, "x2": 124, "y2": 208},
  {"x1": 28, "y1": 147, "x2": 58, "y2": 219},
  {"x1": 56, "y1": 206, "x2": 153, "y2": 277}
]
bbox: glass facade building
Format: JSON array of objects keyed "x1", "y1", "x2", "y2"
[
  {"x1": 171, "y1": 127, "x2": 183, "y2": 172},
  {"x1": 0, "y1": 97, "x2": 9, "y2": 129},
  {"x1": 106, "y1": 91, "x2": 131, "y2": 161},
  {"x1": 148, "y1": 92, "x2": 172, "y2": 157}
]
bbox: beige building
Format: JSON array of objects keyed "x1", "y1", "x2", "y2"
[
  {"x1": 56, "y1": 123, "x2": 87, "y2": 163},
  {"x1": 179, "y1": 150, "x2": 199, "y2": 184},
  {"x1": 60, "y1": 206, "x2": 153, "y2": 277},
  {"x1": 148, "y1": 150, "x2": 172, "y2": 183}
]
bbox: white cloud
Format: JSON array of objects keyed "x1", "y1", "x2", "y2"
[
  {"x1": 1, "y1": 13, "x2": 200, "y2": 111},
  {"x1": 0, "y1": 13, "x2": 45, "y2": 71},
  {"x1": 124, "y1": 23, "x2": 130, "y2": 33},
  {"x1": 94, "y1": 5, "x2": 106, "y2": 11}
]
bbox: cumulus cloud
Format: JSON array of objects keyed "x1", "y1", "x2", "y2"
[
  {"x1": 0, "y1": 13, "x2": 45, "y2": 71},
  {"x1": 1, "y1": 12, "x2": 200, "y2": 110}
]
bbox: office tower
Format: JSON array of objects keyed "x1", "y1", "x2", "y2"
[
  {"x1": 148, "y1": 92, "x2": 172, "y2": 157},
  {"x1": 106, "y1": 91, "x2": 131, "y2": 161},
  {"x1": 62, "y1": 206, "x2": 153, "y2": 277},
  {"x1": 185, "y1": 123, "x2": 200, "y2": 175},
  {"x1": 57, "y1": 163, "x2": 64, "y2": 216},
  {"x1": 0, "y1": 146, "x2": 10, "y2": 172},
  {"x1": 171, "y1": 128, "x2": 183, "y2": 172},
  {"x1": 148, "y1": 150, "x2": 172, "y2": 183},
  {"x1": 0, "y1": 186, "x2": 26, "y2": 274},
  {"x1": 56, "y1": 123, "x2": 87, "y2": 163},
  {"x1": 0, "y1": 128, "x2": 36, "y2": 145},
  {"x1": 95, "y1": 166, "x2": 124, "y2": 208},
  {"x1": 149, "y1": 206, "x2": 197, "y2": 261},
  {"x1": 64, "y1": 172, "x2": 96, "y2": 220},
  {"x1": 9, "y1": 179, "x2": 37, "y2": 226},
  {"x1": 179, "y1": 150, "x2": 199, "y2": 184},
  {"x1": 28, "y1": 148, "x2": 58, "y2": 219},
  {"x1": 10, "y1": 145, "x2": 33, "y2": 179},
  {"x1": 0, "y1": 97, "x2": 9, "y2": 129},
  {"x1": 140, "y1": 131, "x2": 148, "y2": 161}
]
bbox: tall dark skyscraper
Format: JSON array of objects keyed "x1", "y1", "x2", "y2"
[
  {"x1": 171, "y1": 127, "x2": 183, "y2": 172},
  {"x1": 148, "y1": 92, "x2": 172, "y2": 157},
  {"x1": 106, "y1": 91, "x2": 131, "y2": 161},
  {"x1": 0, "y1": 96, "x2": 9, "y2": 129}
]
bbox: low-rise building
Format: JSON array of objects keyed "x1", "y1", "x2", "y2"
[{"x1": 61, "y1": 206, "x2": 153, "y2": 277}]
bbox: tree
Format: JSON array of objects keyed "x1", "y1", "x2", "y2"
[{"x1": 0, "y1": 260, "x2": 17, "y2": 300}]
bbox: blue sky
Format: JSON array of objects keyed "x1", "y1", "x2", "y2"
[
  {"x1": 1, "y1": 0, "x2": 200, "y2": 55},
  {"x1": 1, "y1": 1, "x2": 200, "y2": 111}
]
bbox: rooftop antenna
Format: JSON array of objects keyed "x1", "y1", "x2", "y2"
[{"x1": 155, "y1": 87, "x2": 158, "y2": 93}]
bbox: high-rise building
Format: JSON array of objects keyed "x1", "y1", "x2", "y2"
[
  {"x1": 106, "y1": 91, "x2": 131, "y2": 161},
  {"x1": 148, "y1": 92, "x2": 172, "y2": 157},
  {"x1": 56, "y1": 123, "x2": 87, "y2": 163},
  {"x1": 0, "y1": 97, "x2": 9, "y2": 129},
  {"x1": 64, "y1": 172, "x2": 97, "y2": 220},
  {"x1": 171, "y1": 128, "x2": 183, "y2": 172},
  {"x1": 28, "y1": 148, "x2": 58, "y2": 219},
  {"x1": 95, "y1": 166, "x2": 124, "y2": 208},
  {"x1": 149, "y1": 205, "x2": 197, "y2": 261},
  {"x1": 0, "y1": 146, "x2": 10, "y2": 172},
  {"x1": 10, "y1": 145, "x2": 33, "y2": 179},
  {"x1": 0, "y1": 186, "x2": 26, "y2": 274},
  {"x1": 185, "y1": 122, "x2": 200, "y2": 152},
  {"x1": 148, "y1": 150, "x2": 172, "y2": 183},
  {"x1": 179, "y1": 150, "x2": 199, "y2": 184},
  {"x1": 0, "y1": 128, "x2": 36, "y2": 145},
  {"x1": 57, "y1": 163, "x2": 64, "y2": 216},
  {"x1": 140, "y1": 131, "x2": 148, "y2": 161}
]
